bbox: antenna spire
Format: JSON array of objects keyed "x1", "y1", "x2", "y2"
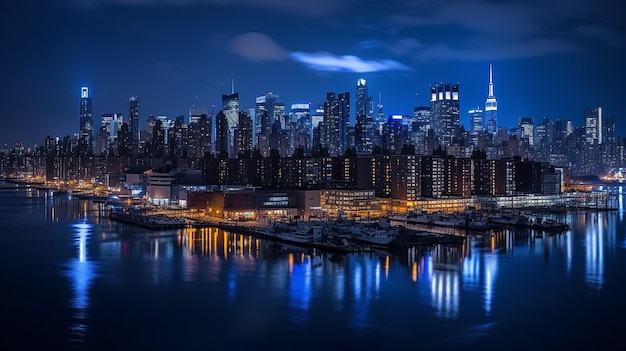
[
  {"x1": 231, "y1": 78, "x2": 235, "y2": 95},
  {"x1": 488, "y1": 64, "x2": 494, "y2": 97}
]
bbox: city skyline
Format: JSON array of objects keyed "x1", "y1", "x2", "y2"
[{"x1": 1, "y1": 0, "x2": 625, "y2": 147}]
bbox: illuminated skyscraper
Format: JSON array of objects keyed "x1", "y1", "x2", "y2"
[
  {"x1": 222, "y1": 93, "x2": 239, "y2": 129},
  {"x1": 584, "y1": 107, "x2": 603, "y2": 145},
  {"x1": 222, "y1": 93, "x2": 239, "y2": 158},
  {"x1": 80, "y1": 87, "x2": 92, "y2": 132},
  {"x1": 78, "y1": 87, "x2": 93, "y2": 154},
  {"x1": 469, "y1": 108, "x2": 483, "y2": 133},
  {"x1": 355, "y1": 78, "x2": 374, "y2": 155},
  {"x1": 430, "y1": 82, "x2": 460, "y2": 146},
  {"x1": 338, "y1": 92, "x2": 350, "y2": 155},
  {"x1": 323, "y1": 92, "x2": 339, "y2": 156},
  {"x1": 484, "y1": 64, "x2": 498, "y2": 135}
]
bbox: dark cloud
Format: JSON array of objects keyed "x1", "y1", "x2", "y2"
[
  {"x1": 230, "y1": 33, "x2": 289, "y2": 62},
  {"x1": 70, "y1": 0, "x2": 350, "y2": 15}
]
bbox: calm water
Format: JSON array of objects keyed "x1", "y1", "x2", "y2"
[{"x1": 1, "y1": 182, "x2": 625, "y2": 350}]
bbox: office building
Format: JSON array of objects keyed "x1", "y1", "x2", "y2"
[{"x1": 429, "y1": 82, "x2": 460, "y2": 146}]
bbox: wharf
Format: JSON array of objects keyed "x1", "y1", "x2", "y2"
[
  {"x1": 109, "y1": 211, "x2": 189, "y2": 230},
  {"x1": 191, "y1": 219, "x2": 372, "y2": 253}
]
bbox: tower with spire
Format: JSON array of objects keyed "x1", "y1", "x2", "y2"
[{"x1": 484, "y1": 64, "x2": 498, "y2": 135}]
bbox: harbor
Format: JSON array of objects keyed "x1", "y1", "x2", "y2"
[{"x1": 106, "y1": 207, "x2": 469, "y2": 251}]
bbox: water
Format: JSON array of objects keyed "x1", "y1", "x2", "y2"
[{"x1": 1, "y1": 182, "x2": 625, "y2": 350}]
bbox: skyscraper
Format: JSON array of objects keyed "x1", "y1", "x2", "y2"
[
  {"x1": 222, "y1": 93, "x2": 239, "y2": 129},
  {"x1": 338, "y1": 92, "x2": 350, "y2": 155},
  {"x1": 78, "y1": 87, "x2": 93, "y2": 154},
  {"x1": 355, "y1": 78, "x2": 374, "y2": 155},
  {"x1": 584, "y1": 107, "x2": 603, "y2": 145},
  {"x1": 484, "y1": 64, "x2": 498, "y2": 135},
  {"x1": 129, "y1": 96, "x2": 139, "y2": 141},
  {"x1": 323, "y1": 92, "x2": 339, "y2": 156},
  {"x1": 430, "y1": 82, "x2": 460, "y2": 146},
  {"x1": 469, "y1": 108, "x2": 483, "y2": 133},
  {"x1": 222, "y1": 93, "x2": 239, "y2": 158}
]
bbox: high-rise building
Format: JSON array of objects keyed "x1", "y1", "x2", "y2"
[
  {"x1": 338, "y1": 92, "x2": 350, "y2": 155},
  {"x1": 469, "y1": 108, "x2": 483, "y2": 133},
  {"x1": 222, "y1": 93, "x2": 239, "y2": 158},
  {"x1": 255, "y1": 92, "x2": 280, "y2": 135},
  {"x1": 189, "y1": 102, "x2": 208, "y2": 125},
  {"x1": 215, "y1": 111, "x2": 229, "y2": 157},
  {"x1": 323, "y1": 92, "x2": 339, "y2": 156},
  {"x1": 519, "y1": 117, "x2": 535, "y2": 146},
  {"x1": 290, "y1": 103, "x2": 311, "y2": 152},
  {"x1": 429, "y1": 82, "x2": 460, "y2": 146},
  {"x1": 222, "y1": 93, "x2": 239, "y2": 129},
  {"x1": 80, "y1": 87, "x2": 92, "y2": 133},
  {"x1": 355, "y1": 78, "x2": 374, "y2": 155},
  {"x1": 235, "y1": 111, "x2": 253, "y2": 157},
  {"x1": 484, "y1": 64, "x2": 498, "y2": 135},
  {"x1": 78, "y1": 87, "x2": 93, "y2": 154},
  {"x1": 584, "y1": 107, "x2": 603, "y2": 145},
  {"x1": 129, "y1": 96, "x2": 139, "y2": 141}
]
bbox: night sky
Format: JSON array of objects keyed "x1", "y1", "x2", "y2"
[{"x1": 2, "y1": 0, "x2": 625, "y2": 148}]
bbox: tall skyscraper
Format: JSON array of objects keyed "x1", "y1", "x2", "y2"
[
  {"x1": 222, "y1": 93, "x2": 239, "y2": 129},
  {"x1": 235, "y1": 111, "x2": 253, "y2": 157},
  {"x1": 430, "y1": 82, "x2": 460, "y2": 146},
  {"x1": 323, "y1": 92, "x2": 339, "y2": 156},
  {"x1": 484, "y1": 64, "x2": 498, "y2": 135},
  {"x1": 79, "y1": 87, "x2": 93, "y2": 154},
  {"x1": 584, "y1": 107, "x2": 603, "y2": 145},
  {"x1": 129, "y1": 96, "x2": 139, "y2": 141},
  {"x1": 80, "y1": 87, "x2": 92, "y2": 132},
  {"x1": 355, "y1": 78, "x2": 374, "y2": 155},
  {"x1": 222, "y1": 93, "x2": 239, "y2": 158},
  {"x1": 338, "y1": 92, "x2": 350, "y2": 155}
]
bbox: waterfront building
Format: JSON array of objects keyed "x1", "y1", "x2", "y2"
[
  {"x1": 390, "y1": 154, "x2": 420, "y2": 213},
  {"x1": 421, "y1": 155, "x2": 444, "y2": 198}
]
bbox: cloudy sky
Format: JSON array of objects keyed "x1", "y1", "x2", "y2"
[{"x1": 1, "y1": 0, "x2": 625, "y2": 147}]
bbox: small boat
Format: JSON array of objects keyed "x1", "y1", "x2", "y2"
[
  {"x1": 350, "y1": 220, "x2": 397, "y2": 245},
  {"x1": 269, "y1": 220, "x2": 324, "y2": 244},
  {"x1": 351, "y1": 226, "x2": 395, "y2": 245},
  {"x1": 531, "y1": 218, "x2": 569, "y2": 232}
]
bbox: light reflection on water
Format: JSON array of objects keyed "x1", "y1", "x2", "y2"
[{"x1": 66, "y1": 220, "x2": 96, "y2": 346}]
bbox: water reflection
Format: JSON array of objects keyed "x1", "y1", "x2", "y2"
[
  {"x1": 51, "y1": 194, "x2": 626, "y2": 336},
  {"x1": 66, "y1": 220, "x2": 96, "y2": 346},
  {"x1": 585, "y1": 212, "x2": 605, "y2": 293},
  {"x1": 430, "y1": 245, "x2": 462, "y2": 319}
]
